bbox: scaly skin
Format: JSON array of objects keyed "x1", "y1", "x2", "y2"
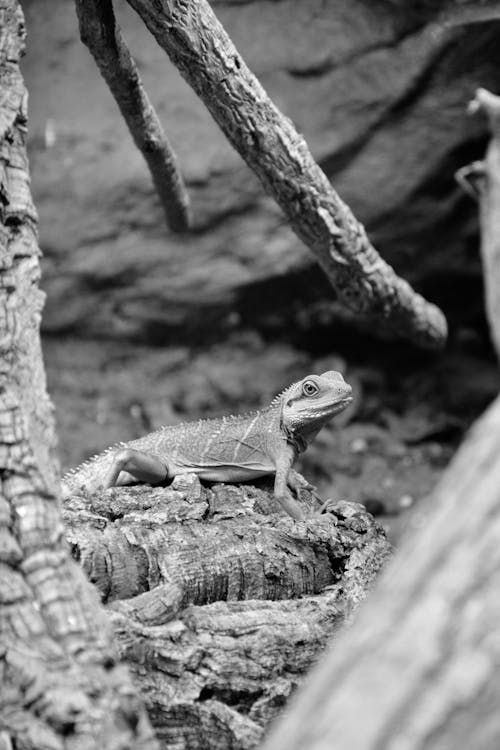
[{"x1": 62, "y1": 370, "x2": 352, "y2": 519}]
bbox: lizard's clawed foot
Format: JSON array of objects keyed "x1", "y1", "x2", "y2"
[
  {"x1": 287, "y1": 469, "x2": 330, "y2": 517},
  {"x1": 287, "y1": 469, "x2": 323, "y2": 504},
  {"x1": 312, "y1": 497, "x2": 339, "y2": 518}
]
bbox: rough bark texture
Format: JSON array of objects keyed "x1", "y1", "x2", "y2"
[
  {"x1": 261, "y1": 86, "x2": 500, "y2": 750},
  {"x1": 0, "y1": 4, "x2": 157, "y2": 748},
  {"x1": 125, "y1": 0, "x2": 446, "y2": 350},
  {"x1": 63, "y1": 475, "x2": 391, "y2": 748},
  {"x1": 25, "y1": 1, "x2": 500, "y2": 345},
  {"x1": 75, "y1": 0, "x2": 191, "y2": 232}
]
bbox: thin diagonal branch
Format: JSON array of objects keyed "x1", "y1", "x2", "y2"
[
  {"x1": 125, "y1": 0, "x2": 447, "y2": 349},
  {"x1": 75, "y1": 0, "x2": 191, "y2": 232}
]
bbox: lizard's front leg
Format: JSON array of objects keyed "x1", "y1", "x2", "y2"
[
  {"x1": 274, "y1": 447, "x2": 306, "y2": 521},
  {"x1": 103, "y1": 448, "x2": 170, "y2": 489}
]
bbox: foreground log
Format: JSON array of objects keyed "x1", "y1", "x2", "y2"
[
  {"x1": 121, "y1": 0, "x2": 447, "y2": 349},
  {"x1": 0, "y1": 3, "x2": 157, "y2": 748},
  {"x1": 63, "y1": 476, "x2": 391, "y2": 747},
  {"x1": 262, "y1": 87, "x2": 500, "y2": 750}
]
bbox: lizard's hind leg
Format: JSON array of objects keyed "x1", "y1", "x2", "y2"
[{"x1": 103, "y1": 448, "x2": 169, "y2": 488}]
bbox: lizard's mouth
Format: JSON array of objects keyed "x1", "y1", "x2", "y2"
[
  {"x1": 328, "y1": 396, "x2": 353, "y2": 415},
  {"x1": 312, "y1": 396, "x2": 353, "y2": 418},
  {"x1": 335, "y1": 395, "x2": 353, "y2": 407}
]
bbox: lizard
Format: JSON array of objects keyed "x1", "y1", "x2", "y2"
[{"x1": 61, "y1": 370, "x2": 353, "y2": 520}]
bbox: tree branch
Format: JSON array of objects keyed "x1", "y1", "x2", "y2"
[
  {"x1": 75, "y1": 0, "x2": 191, "y2": 232},
  {"x1": 125, "y1": 0, "x2": 447, "y2": 349}
]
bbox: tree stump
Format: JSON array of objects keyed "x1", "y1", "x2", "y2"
[{"x1": 63, "y1": 476, "x2": 391, "y2": 748}]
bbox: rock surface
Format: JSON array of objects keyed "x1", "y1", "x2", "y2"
[{"x1": 22, "y1": 0, "x2": 498, "y2": 343}]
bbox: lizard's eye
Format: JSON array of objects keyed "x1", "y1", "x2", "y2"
[{"x1": 302, "y1": 380, "x2": 319, "y2": 397}]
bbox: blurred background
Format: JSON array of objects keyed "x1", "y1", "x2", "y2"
[{"x1": 21, "y1": 0, "x2": 500, "y2": 540}]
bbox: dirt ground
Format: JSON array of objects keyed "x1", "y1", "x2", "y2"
[{"x1": 43, "y1": 324, "x2": 498, "y2": 545}]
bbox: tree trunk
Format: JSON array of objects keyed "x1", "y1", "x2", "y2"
[
  {"x1": 0, "y1": 4, "x2": 157, "y2": 748},
  {"x1": 261, "y1": 88, "x2": 500, "y2": 750},
  {"x1": 63, "y1": 477, "x2": 391, "y2": 748}
]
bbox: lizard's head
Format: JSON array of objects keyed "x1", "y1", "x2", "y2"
[{"x1": 280, "y1": 370, "x2": 353, "y2": 448}]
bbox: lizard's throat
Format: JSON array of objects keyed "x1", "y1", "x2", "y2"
[{"x1": 283, "y1": 423, "x2": 311, "y2": 454}]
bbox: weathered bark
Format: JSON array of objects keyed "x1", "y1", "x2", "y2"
[
  {"x1": 124, "y1": 0, "x2": 447, "y2": 350},
  {"x1": 75, "y1": 0, "x2": 191, "y2": 232},
  {"x1": 261, "y1": 88, "x2": 500, "y2": 750},
  {"x1": 63, "y1": 476, "x2": 391, "y2": 748},
  {"x1": 0, "y1": 4, "x2": 157, "y2": 748},
  {"x1": 64, "y1": 476, "x2": 390, "y2": 608},
  {"x1": 111, "y1": 593, "x2": 345, "y2": 750}
]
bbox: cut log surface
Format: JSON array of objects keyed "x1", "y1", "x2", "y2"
[{"x1": 63, "y1": 475, "x2": 391, "y2": 748}]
